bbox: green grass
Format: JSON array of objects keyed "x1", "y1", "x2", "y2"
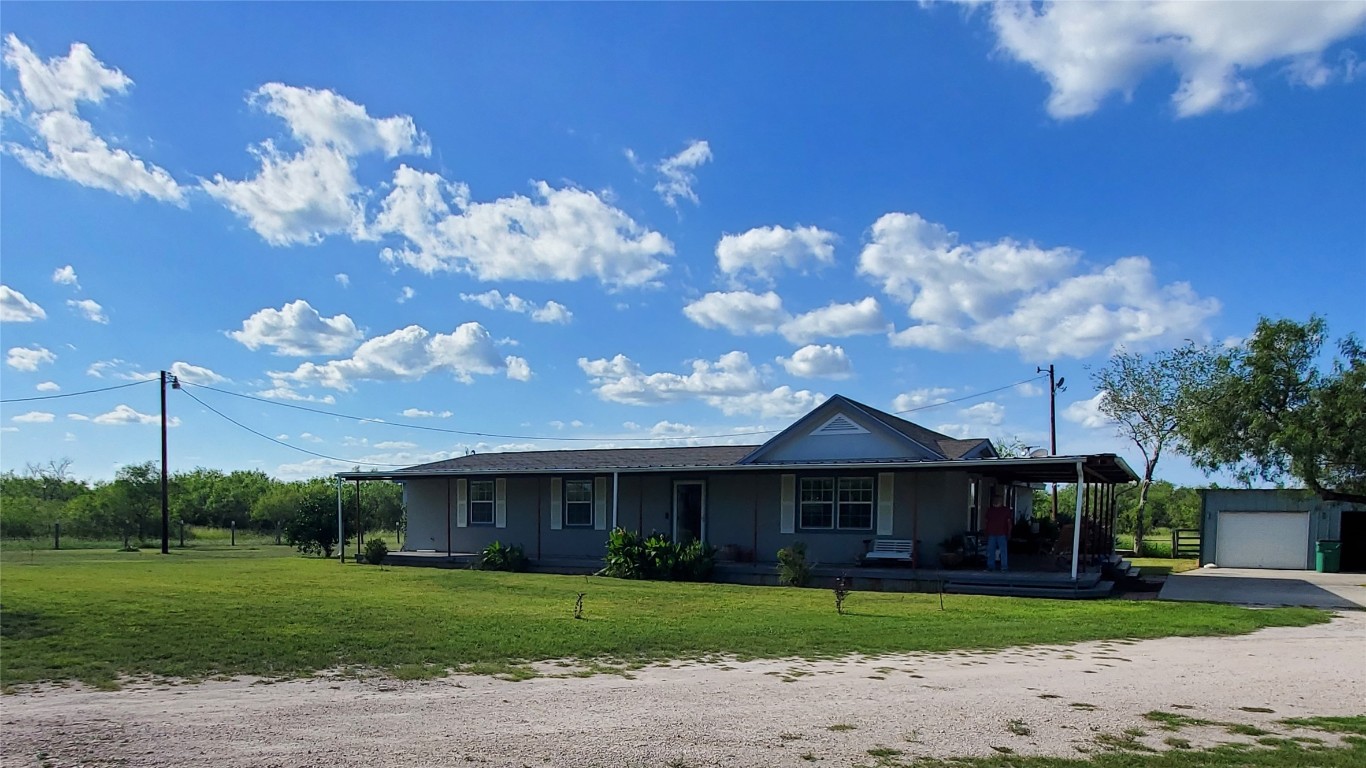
[
  {"x1": 0, "y1": 547, "x2": 1328, "y2": 690},
  {"x1": 1131, "y1": 557, "x2": 1199, "y2": 577},
  {"x1": 861, "y1": 738, "x2": 1365, "y2": 767}
]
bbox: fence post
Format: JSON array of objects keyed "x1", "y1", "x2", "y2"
[
  {"x1": 54, "y1": 521, "x2": 61, "y2": 550},
  {"x1": 231, "y1": 520, "x2": 236, "y2": 547},
  {"x1": 180, "y1": 520, "x2": 185, "y2": 548}
]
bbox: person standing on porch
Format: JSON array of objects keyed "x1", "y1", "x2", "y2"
[{"x1": 983, "y1": 491, "x2": 1013, "y2": 571}]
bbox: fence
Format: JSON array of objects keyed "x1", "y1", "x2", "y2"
[{"x1": 1171, "y1": 528, "x2": 1201, "y2": 559}]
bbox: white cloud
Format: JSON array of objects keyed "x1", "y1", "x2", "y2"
[
  {"x1": 66, "y1": 413, "x2": 90, "y2": 421},
  {"x1": 36, "y1": 381, "x2": 59, "y2": 392},
  {"x1": 1063, "y1": 392, "x2": 1113, "y2": 430},
  {"x1": 716, "y1": 225, "x2": 836, "y2": 283},
  {"x1": 12, "y1": 411, "x2": 55, "y2": 423},
  {"x1": 1016, "y1": 382, "x2": 1045, "y2": 397},
  {"x1": 228, "y1": 299, "x2": 363, "y2": 356},
  {"x1": 0, "y1": 285, "x2": 46, "y2": 322},
  {"x1": 578, "y1": 350, "x2": 826, "y2": 418},
  {"x1": 862, "y1": 212, "x2": 1220, "y2": 358},
  {"x1": 298, "y1": 432, "x2": 324, "y2": 443},
  {"x1": 2, "y1": 36, "x2": 184, "y2": 204},
  {"x1": 335, "y1": 273, "x2": 350, "y2": 287},
  {"x1": 269, "y1": 322, "x2": 529, "y2": 391},
  {"x1": 0, "y1": 427, "x2": 17, "y2": 433},
  {"x1": 780, "y1": 297, "x2": 887, "y2": 344},
  {"x1": 891, "y1": 387, "x2": 954, "y2": 413},
  {"x1": 375, "y1": 166, "x2": 674, "y2": 288},
  {"x1": 397, "y1": 286, "x2": 415, "y2": 304},
  {"x1": 7, "y1": 345, "x2": 55, "y2": 371},
  {"x1": 168, "y1": 361, "x2": 226, "y2": 385},
  {"x1": 650, "y1": 421, "x2": 697, "y2": 437},
  {"x1": 202, "y1": 84, "x2": 428, "y2": 246},
  {"x1": 961, "y1": 401, "x2": 1006, "y2": 427},
  {"x1": 92, "y1": 404, "x2": 178, "y2": 426},
  {"x1": 401, "y1": 408, "x2": 453, "y2": 419},
  {"x1": 67, "y1": 298, "x2": 107, "y2": 323},
  {"x1": 777, "y1": 344, "x2": 853, "y2": 379},
  {"x1": 654, "y1": 139, "x2": 712, "y2": 208},
  {"x1": 374, "y1": 441, "x2": 418, "y2": 450},
  {"x1": 52, "y1": 265, "x2": 78, "y2": 286},
  {"x1": 254, "y1": 381, "x2": 337, "y2": 405},
  {"x1": 682, "y1": 290, "x2": 886, "y2": 344},
  {"x1": 459, "y1": 290, "x2": 573, "y2": 324},
  {"x1": 984, "y1": 1, "x2": 1366, "y2": 118}
]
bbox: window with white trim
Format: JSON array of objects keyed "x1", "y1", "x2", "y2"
[
  {"x1": 469, "y1": 480, "x2": 495, "y2": 525},
  {"x1": 799, "y1": 476, "x2": 874, "y2": 531},
  {"x1": 564, "y1": 479, "x2": 594, "y2": 527}
]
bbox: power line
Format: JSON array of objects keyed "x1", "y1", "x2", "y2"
[
  {"x1": 178, "y1": 386, "x2": 411, "y2": 468},
  {"x1": 892, "y1": 374, "x2": 1050, "y2": 415},
  {"x1": 0, "y1": 378, "x2": 157, "y2": 404}
]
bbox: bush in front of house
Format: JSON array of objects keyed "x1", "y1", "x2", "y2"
[
  {"x1": 777, "y1": 541, "x2": 811, "y2": 587},
  {"x1": 479, "y1": 540, "x2": 528, "y2": 572},
  {"x1": 602, "y1": 528, "x2": 714, "y2": 582},
  {"x1": 363, "y1": 537, "x2": 389, "y2": 565}
]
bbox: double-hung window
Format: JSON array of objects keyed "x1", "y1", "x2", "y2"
[
  {"x1": 799, "y1": 476, "x2": 874, "y2": 531},
  {"x1": 469, "y1": 480, "x2": 495, "y2": 525},
  {"x1": 564, "y1": 479, "x2": 594, "y2": 527}
]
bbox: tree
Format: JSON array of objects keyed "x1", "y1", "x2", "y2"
[
  {"x1": 1091, "y1": 342, "x2": 1218, "y2": 553},
  {"x1": 1179, "y1": 316, "x2": 1365, "y2": 503},
  {"x1": 283, "y1": 479, "x2": 343, "y2": 558},
  {"x1": 252, "y1": 483, "x2": 299, "y2": 544},
  {"x1": 112, "y1": 462, "x2": 160, "y2": 544}
]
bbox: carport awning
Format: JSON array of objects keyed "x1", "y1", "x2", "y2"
[{"x1": 970, "y1": 454, "x2": 1136, "y2": 485}]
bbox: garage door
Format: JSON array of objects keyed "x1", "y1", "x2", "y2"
[{"x1": 1215, "y1": 511, "x2": 1310, "y2": 569}]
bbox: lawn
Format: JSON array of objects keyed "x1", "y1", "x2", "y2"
[{"x1": 0, "y1": 546, "x2": 1328, "y2": 690}]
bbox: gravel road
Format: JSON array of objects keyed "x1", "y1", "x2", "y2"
[{"x1": 3, "y1": 611, "x2": 1363, "y2": 767}]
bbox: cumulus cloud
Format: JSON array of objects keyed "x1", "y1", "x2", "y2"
[
  {"x1": 374, "y1": 166, "x2": 673, "y2": 287},
  {"x1": 202, "y1": 84, "x2": 429, "y2": 245},
  {"x1": 682, "y1": 290, "x2": 886, "y2": 344},
  {"x1": 7, "y1": 345, "x2": 55, "y2": 371},
  {"x1": 401, "y1": 408, "x2": 453, "y2": 419},
  {"x1": 335, "y1": 273, "x2": 350, "y2": 287},
  {"x1": 254, "y1": 382, "x2": 336, "y2": 405},
  {"x1": 982, "y1": 1, "x2": 1366, "y2": 118},
  {"x1": 52, "y1": 265, "x2": 78, "y2": 286},
  {"x1": 716, "y1": 225, "x2": 837, "y2": 283},
  {"x1": 36, "y1": 381, "x2": 60, "y2": 392},
  {"x1": 1, "y1": 285, "x2": 47, "y2": 322},
  {"x1": 2, "y1": 36, "x2": 185, "y2": 204},
  {"x1": 654, "y1": 139, "x2": 712, "y2": 208},
  {"x1": 228, "y1": 299, "x2": 363, "y2": 356},
  {"x1": 460, "y1": 290, "x2": 573, "y2": 324},
  {"x1": 12, "y1": 411, "x2": 55, "y2": 423},
  {"x1": 777, "y1": 344, "x2": 853, "y2": 379},
  {"x1": 860, "y1": 212, "x2": 1219, "y2": 359},
  {"x1": 578, "y1": 350, "x2": 826, "y2": 418},
  {"x1": 168, "y1": 361, "x2": 226, "y2": 385},
  {"x1": 92, "y1": 404, "x2": 179, "y2": 426},
  {"x1": 397, "y1": 286, "x2": 415, "y2": 304},
  {"x1": 892, "y1": 387, "x2": 954, "y2": 413},
  {"x1": 1063, "y1": 392, "x2": 1113, "y2": 430},
  {"x1": 67, "y1": 298, "x2": 107, "y2": 323},
  {"x1": 269, "y1": 322, "x2": 530, "y2": 391}
]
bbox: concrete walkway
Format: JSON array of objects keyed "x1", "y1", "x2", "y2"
[{"x1": 1159, "y1": 567, "x2": 1366, "y2": 609}]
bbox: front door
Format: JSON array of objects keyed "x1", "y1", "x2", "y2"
[{"x1": 673, "y1": 481, "x2": 705, "y2": 544}]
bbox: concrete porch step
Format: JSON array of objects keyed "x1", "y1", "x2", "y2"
[{"x1": 943, "y1": 580, "x2": 1116, "y2": 599}]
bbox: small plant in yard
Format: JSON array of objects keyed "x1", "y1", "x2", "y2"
[
  {"x1": 574, "y1": 592, "x2": 585, "y2": 620},
  {"x1": 479, "y1": 541, "x2": 528, "y2": 572},
  {"x1": 833, "y1": 574, "x2": 851, "y2": 614},
  {"x1": 777, "y1": 542, "x2": 811, "y2": 587},
  {"x1": 363, "y1": 538, "x2": 388, "y2": 566},
  {"x1": 601, "y1": 528, "x2": 713, "y2": 582}
]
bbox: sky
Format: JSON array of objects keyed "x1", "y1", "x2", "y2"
[{"x1": 2, "y1": 2, "x2": 1364, "y2": 484}]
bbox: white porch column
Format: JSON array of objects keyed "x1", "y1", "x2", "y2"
[
  {"x1": 335, "y1": 478, "x2": 344, "y2": 565},
  {"x1": 611, "y1": 472, "x2": 620, "y2": 530},
  {"x1": 1071, "y1": 460, "x2": 1084, "y2": 580}
]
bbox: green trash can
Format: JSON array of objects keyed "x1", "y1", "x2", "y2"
[{"x1": 1315, "y1": 540, "x2": 1342, "y2": 573}]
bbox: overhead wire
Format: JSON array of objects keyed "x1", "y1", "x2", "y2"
[{"x1": 0, "y1": 378, "x2": 158, "y2": 404}]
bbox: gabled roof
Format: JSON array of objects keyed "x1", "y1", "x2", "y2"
[{"x1": 397, "y1": 445, "x2": 758, "y2": 474}]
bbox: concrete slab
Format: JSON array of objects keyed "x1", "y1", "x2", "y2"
[{"x1": 1159, "y1": 567, "x2": 1366, "y2": 609}]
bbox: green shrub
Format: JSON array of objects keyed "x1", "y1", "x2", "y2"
[
  {"x1": 677, "y1": 539, "x2": 716, "y2": 582},
  {"x1": 602, "y1": 528, "x2": 714, "y2": 582},
  {"x1": 777, "y1": 542, "x2": 811, "y2": 587},
  {"x1": 479, "y1": 540, "x2": 528, "y2": 572},
  {"x1": 363, "y1": 538, "x2": 389, "y2": 565},
  {"x1": 603, "y1": 528, "x2": 647, "y2": 579}
]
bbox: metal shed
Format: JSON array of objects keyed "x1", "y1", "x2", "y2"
[{"x1": 1199, "y1": 489, "x2": 1365, "y2": 571}]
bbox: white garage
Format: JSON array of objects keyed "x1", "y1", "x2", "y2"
[{"x1": 1214, "y1": 510, "x2": 1310, "y2": 569}]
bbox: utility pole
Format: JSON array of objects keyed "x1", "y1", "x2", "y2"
[
  {"x1": 160, "y1": 370, "x2": 180, "y2": 555},
  {"x1": 1036, "y1": 364, "x2": 1066, "y2": 518}
]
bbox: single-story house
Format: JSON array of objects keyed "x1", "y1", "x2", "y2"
[
  {"x1": 339, "y1": 394, "x2": 1137, "y2": 575},
  {"x1": 1199, "y1": 489, "x2": 1365, "y2": 571}
]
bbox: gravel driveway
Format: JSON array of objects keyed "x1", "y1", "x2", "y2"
[{"x1": 3, "y1": 611, "x2": 1363, "y2": 767}]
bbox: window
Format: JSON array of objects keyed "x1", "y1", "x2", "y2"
[
  {"x1": 565, "y1": 479, "x2": 594, "y2": 527},
  {"x1": 799, "y1": 478, "x2": 834, "y2": 529},
  {"x1": 837, "y1": 477, "x2": 874, "y2": 530},
  {"x1": 800, "y1": 476, "x2": 874, "y2": 531},
  {"x1": 469, "y1": 480, "x2": 495, "y2": 525}
]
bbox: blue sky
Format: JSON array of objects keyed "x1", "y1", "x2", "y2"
[{"x1": 2, "y1": 2, "x2": 1364, "y2": 483}]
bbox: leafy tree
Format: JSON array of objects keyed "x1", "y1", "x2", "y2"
[
  {"x1": 252, "y1": 483, "x2": 300, "y2": 544},
  {"x1": 1179, "y1": 316, "x2": 1365, "y2": 503},
  {"x1": 1091, "y1": 342, "x2": 1217, "y2": 552},
  {"x1": 112, "y1": 461, "x2": 161, "y2": 544},
  {"x1": 283, "y1": 479, "x2": 344, "y2": 558}
]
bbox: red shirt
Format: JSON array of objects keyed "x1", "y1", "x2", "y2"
[{"x1": 984, "y1": 504, "x2": 1014, "y2": 537}]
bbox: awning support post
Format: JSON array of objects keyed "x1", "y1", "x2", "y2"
[
  {"x1": 611, "y1": 472, "x2": 620, "y2": 530},
  {"x1": 1071, "y1": 460, "x2": 1084, "y2": 580},
  {"x1": 336, "y1": 477, "x2": 344, "y2": 565}
]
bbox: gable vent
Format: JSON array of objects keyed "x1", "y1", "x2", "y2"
[{"x1": 812, "y1": 414, "x2": 869, "y2": 436}]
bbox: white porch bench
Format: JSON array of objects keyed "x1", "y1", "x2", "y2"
[{"x1": 862, "y1": 539, "x2": 915, "y2": 566}]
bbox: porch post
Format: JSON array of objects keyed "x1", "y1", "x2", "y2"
[
  {"x1": 445, "y1": 478, "x2": 452, "y2": 557},
  {"x1": 1071, "y1": 460, "x2": 1084, "y2": 580},
  {"x1": 611, "y1": 472, "x2": 619, "y2": 530},
  {"x1": 336, "y1": 477, "x2": 344, "y2": 565}
]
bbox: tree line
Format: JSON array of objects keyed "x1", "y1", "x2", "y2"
[{"x1": 1, "y1": 460, "x2": 402, "y2": 555}]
